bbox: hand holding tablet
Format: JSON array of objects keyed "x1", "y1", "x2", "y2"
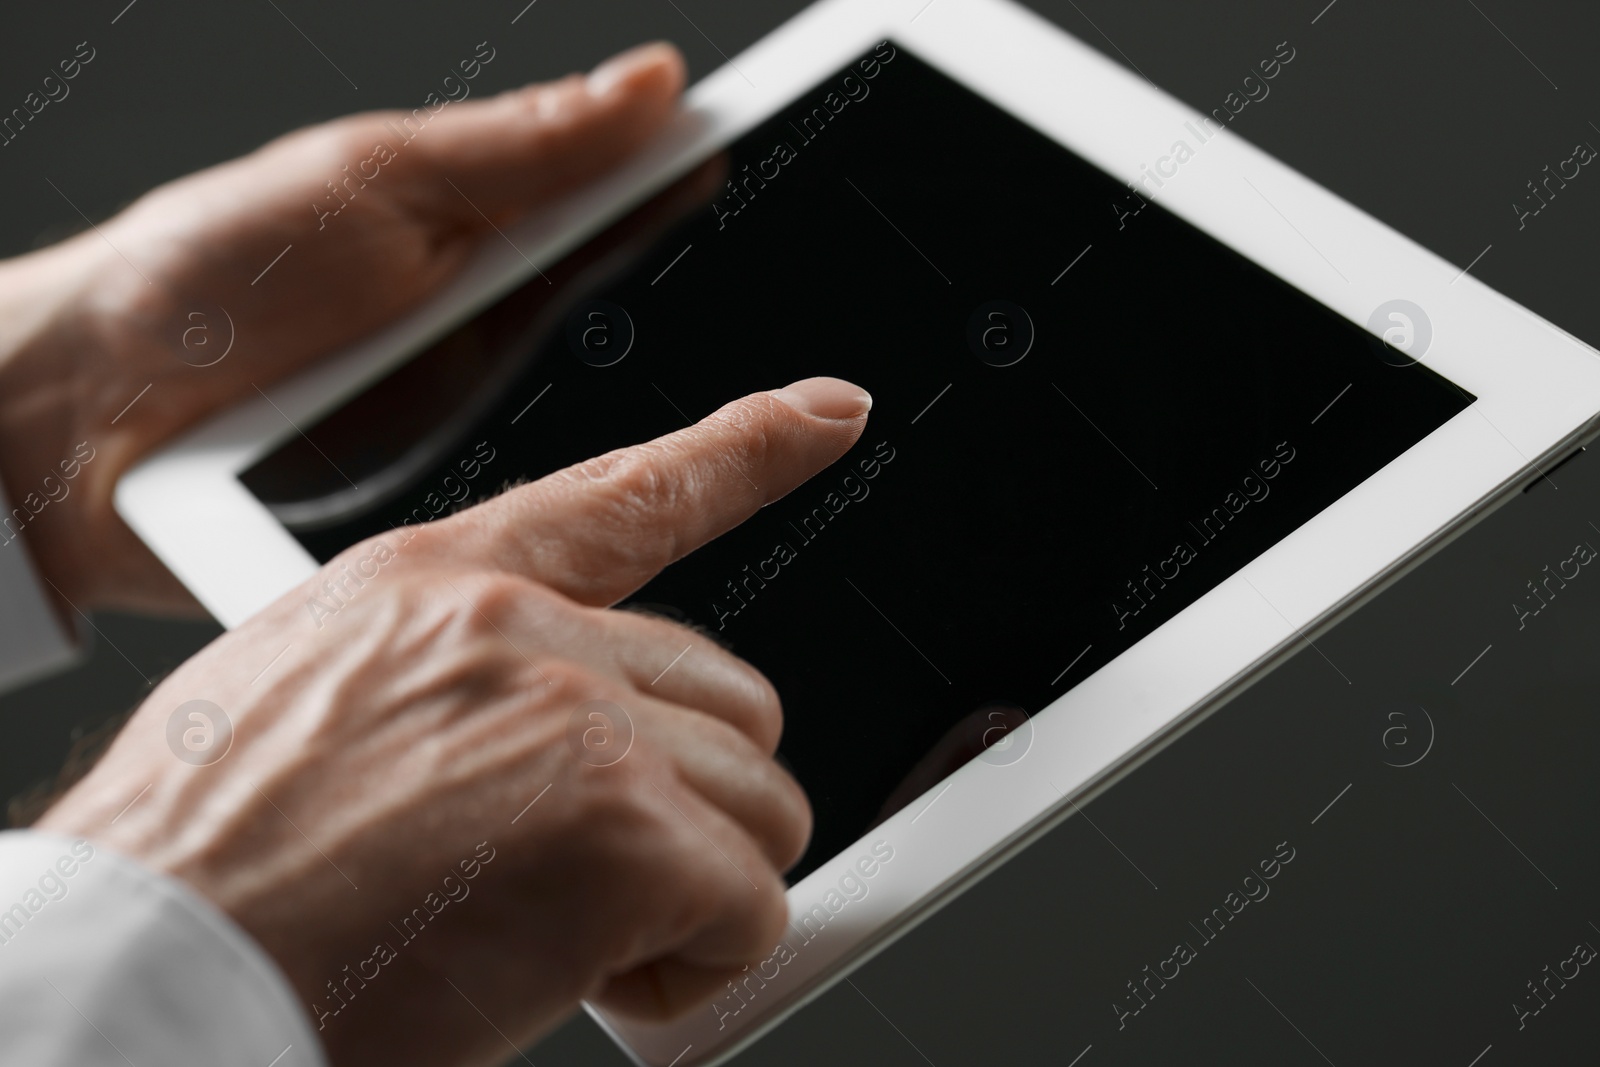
[
  {"x1": 39, "y1": 377, "x2": 869, "y2": 1066},
  {"x1": 0, "y1": 41, "x2": 686, "y2": 615}
]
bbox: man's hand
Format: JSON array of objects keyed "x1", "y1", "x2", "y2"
[
  {"x1": 0, "y1": 41, "x2": 685, "y2": 614},
  {"x1": 38, "y1": 375, "x2": 873, "y2": 1067}
]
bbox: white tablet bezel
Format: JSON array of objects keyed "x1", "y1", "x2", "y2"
[{"x1": 117, "y1": 0, "x2": 1600, "y2": 1063}]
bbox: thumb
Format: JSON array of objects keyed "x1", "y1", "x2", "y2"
[
  {"x1": 448, "y1": 377, "x2": 873, "y2": 606},
  {"x1": 390, "y1": 41, "x2": 687, "y2": 226}
]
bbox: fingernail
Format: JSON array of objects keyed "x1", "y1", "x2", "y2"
[
  {"x1": 587, "y1": 41, "x2": 678, "y2": 99},
  {"x1": 768, "y1": 377, "x2": 873, "y2": 420}
]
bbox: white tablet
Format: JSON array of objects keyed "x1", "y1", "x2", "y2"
[{"x1": 117, "y1": 0, "x2": 1600, "y2": 1063}]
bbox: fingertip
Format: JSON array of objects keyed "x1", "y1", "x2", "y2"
[
  {"x1": 767, "y1": 377, "x2": 873, "y2": 422},
  {"x1": 586, "y1": 41, "x2": 687, "y2": 103}
]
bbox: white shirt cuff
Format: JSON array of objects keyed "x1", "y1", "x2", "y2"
[
  {"x1": 0, "y1": 473, "x2": 80, "y2": 692},
  {"x1": 0, "y1": 829, "x2": 328, "y2": 1067}
]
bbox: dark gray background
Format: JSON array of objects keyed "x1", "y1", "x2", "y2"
[{"x1": 1, "y1": 1, "x2": 1597, "y2": 1064}]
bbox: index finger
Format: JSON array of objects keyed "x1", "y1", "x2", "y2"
[{"x1": 447, "y1": 377, "x2": 871, "y2": 605}]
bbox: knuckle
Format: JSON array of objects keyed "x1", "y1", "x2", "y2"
[
  {"x1": 625, "y1": 610, "x2": 784, "y2": 749},
  {"x1": 597, "y1": 447, "x2": 680, "y2": 521},
  {"x1": 706, "y1": 647, "x2": 784, "y2": 749},
  {"x1": 544, "y1": 448, "x2": 688, "y2": 576},
  {"x1": 713, "y1": 657, "x2": 784, "y2": 753},
  {"x1": 556, "y1": 753, "x2": 678, "y2": 860},
  {"x1": 550, "y1": 448, "x2": 668, "y2": 522},
  {"x1": 508, "y1": 76, "x2": 589, "y2": 137},
  {"x1": 694, "y1": 717, "x2": 811, "y2": 869},
  {"x1": 450, "y1": 572, "x2": 534, "y2": 632},
  {"x1": 274, "y1": 119, "x2": 372, "y2": 174},
  {"x1": 700, "y1": 395, "x2": 784, "y2": 475},
  {"x1": 555, "y1": 448, "x2": 630, "y2": 489},
  {"x1": 717, "y1": 730, "x2": 810, "y2": 866},
  {"x1": 532, "y1": 655, "x2": 610, "y2": 708}
]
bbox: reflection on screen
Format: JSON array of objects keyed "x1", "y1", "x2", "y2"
[{"x1": 241, "y1": 42, "x2": 1472, "y2": 880}]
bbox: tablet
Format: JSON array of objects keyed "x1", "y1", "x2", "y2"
[{"x1": 116, "y1": 0, "x2": 1600, "y2": 1063}]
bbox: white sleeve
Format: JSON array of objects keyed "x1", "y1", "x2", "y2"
[
  {"x1": 0, "y1": 475, "x2": 80, "y2": 693},
  {"x1": 0, "y1": 830, "x2": 328, "y2": 1067}
]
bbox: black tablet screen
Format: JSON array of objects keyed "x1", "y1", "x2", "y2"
[{"x1": 240, "y1": 42, "x2": 1471, "y2": 880}]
